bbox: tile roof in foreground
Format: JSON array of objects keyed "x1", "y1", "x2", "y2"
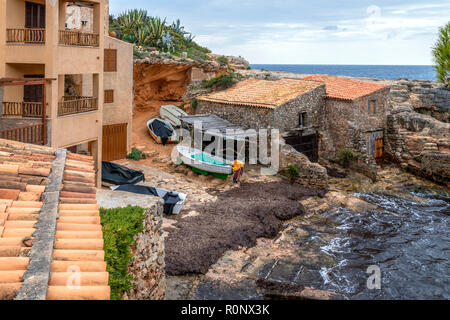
[
  {"x1": 0, "y1": 139, "x2": 109, "y2": 300},
  {"x1": 303, "y1": 75, "x2": 389, "y2": 101},
  {"x1": 198, "y1": 78, "x2": 324, "y2": 109}
]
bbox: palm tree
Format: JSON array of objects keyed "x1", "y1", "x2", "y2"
[{"x1": 433, "y1": 22, "x2": 450, "y2": 86}]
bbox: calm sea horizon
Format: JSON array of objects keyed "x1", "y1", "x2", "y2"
[{"x1": 250, "y1": 64, "x2": 436, "y2": 81}]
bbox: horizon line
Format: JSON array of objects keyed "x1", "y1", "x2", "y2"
[{"x1": 249, "y1": 63, "x2": 434, "y2": 67}]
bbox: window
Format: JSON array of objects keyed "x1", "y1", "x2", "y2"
[
  {"x1": 104, "y1": 90, "x2": 114, "y2": 103},
  {"x1": 25, "y1": 2, "x2": 46, "y2": 29},
  {"x1": 104, "y1": 49, "x2": 117, "y2": 72},
  {"x1": 368, "y1": 99, "x2": 377, "y2": 115},
  {"x1": 299, "y1": 112, "x2": 307, "y2": 128}
]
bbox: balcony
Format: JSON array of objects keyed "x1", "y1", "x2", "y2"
[
  {"x1": 2, "y1": 101, "x2": 43, "y2": 117},
  {"x1": 59, "y1": 30, "x2": 99, "y2": 47},
  {"x1": 58, "y1": 96, "x2": 98, "y2": 117},
  {"x1": 0, "y1": 122, "x2": 45, "y2": 145},
  {"x1": 6, "y1": 28, "x2": 46, "y2": 44}
]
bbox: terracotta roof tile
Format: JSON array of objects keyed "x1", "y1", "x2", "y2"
[
  {"x1": 302, "y1": 75, "x2": 388, "y2": 101},
  {"x1": 198, "y1": 78, "x2": 324, "y2": 108},
  {"x1": 0, "y1": 138, "x2": 109, "y2": 300}
]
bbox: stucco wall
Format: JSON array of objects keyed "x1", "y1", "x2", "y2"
[{"x1": 103, "y1": 36, "x2": 133, "y2": 152}]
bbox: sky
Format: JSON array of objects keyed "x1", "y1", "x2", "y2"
[{"x1": 109, "y1": 0, "x2": 450, "y2": 65}]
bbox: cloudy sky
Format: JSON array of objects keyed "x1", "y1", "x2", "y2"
[{"x1": 109, "y1": 0, "x2": 450, "y2": 65}]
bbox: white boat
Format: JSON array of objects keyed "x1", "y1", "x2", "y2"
[
  {"x1": 147, "y1": 118, "x2": 178, "y2": 144},
  {"x1": 177, "y1": 145, "x2": 233, "y2": 179},
  {"x1": 159, "y1": 105, "x2": 188, "y2": 127}
]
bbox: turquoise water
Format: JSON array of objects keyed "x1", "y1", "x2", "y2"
[
  {"x1": 251, "y1": 64, "x2": 436, "y2": 81},
  {"x1": 191, "y1": 153, "x2": 228, "y2": 166}
]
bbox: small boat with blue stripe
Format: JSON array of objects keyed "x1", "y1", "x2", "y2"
[{"x1": 177, "y1": 145, "x2": 233, "y2": 180}]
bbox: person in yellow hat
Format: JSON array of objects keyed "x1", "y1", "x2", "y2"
[{"x1": 232, "y1": 160, "x2": 244, "y2": 183}]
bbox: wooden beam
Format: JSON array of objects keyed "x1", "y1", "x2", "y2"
[{"x1": 42, "y1": 82, "x2": 47, "y2": 145}]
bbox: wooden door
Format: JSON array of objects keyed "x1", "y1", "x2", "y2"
[
  {"x1": 284, "y1": 133, "x2": 319, "y2": 162},
  {"x1": 24, "y1": 74, "x2": 44, "y2": 102},
  {"x1": 375, "y1": 138, "x2": 384, "y2": 163},
  {"x1": 25, "y1": 2, "x2": 46, "y2": 29},
  {"x1": 102, "y1": 123, "x2": 128, "y2": 161}
]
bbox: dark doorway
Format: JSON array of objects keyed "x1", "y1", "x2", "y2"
[
  {"x1": 24, "y1": 74, "x2": 44, "y2": 103},
  {"x1": 25, "y1": 2, "x2": 46, "y2": 29},
  {"x1": 285, "y1": 133, "x2": 319, "y2": 162}
]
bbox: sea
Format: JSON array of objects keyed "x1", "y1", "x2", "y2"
[{"x1": 250, "y1": 64, "x2": 436, "y2": 81}]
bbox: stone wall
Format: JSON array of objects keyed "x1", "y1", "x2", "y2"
[
  {"x1": 196, "y1": 85, "x2": 326, "y2": 133},
  {"x1": 385, "y1": 106, "x2": 450, "y2": 186},
  {"x1": 390, "y1": 79, "x2": 450, "y2": 123},
  {"x1": 323, "y1": 88, "x2": 390, "y2": 162},
  {"x1": 279, "y1": 140, "x2": 329, "y2": 189},
  {"x1": 123, "y1": 200, "x2": 166, "y2": 300},
  {"x1": 273, "y1": 85, "x2": 326, "y2": 132}
]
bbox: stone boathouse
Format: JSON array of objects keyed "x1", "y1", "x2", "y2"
[
  {"x1": 196, "y1": 76, "x2": 390, "y2": 166},
  {"x1": 304, "y1": 75, "x2": 390, "y2": 164}
]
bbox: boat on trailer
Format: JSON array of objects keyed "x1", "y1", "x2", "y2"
[
  {"x1": 147, "y1": 118, "x2": 178, "y2": 145},
  {"x1": 160, "y1": 104, "x2": 188, "y2": 127},
  {"x1": 177, "y1": 145, "x2": 233, "y2": 180}
]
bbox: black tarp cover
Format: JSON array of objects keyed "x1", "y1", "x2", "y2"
[
  {"x1": 114, "y1": 184, "x2": 181, "y2": 215},
  {"x1": 102, "y1": 162, "x2": 145, "y2": 185},
  {"x1": 149, "y1": 119, "x2": 173, "y2": 145}
]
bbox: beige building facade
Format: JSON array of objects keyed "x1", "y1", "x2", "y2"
[{"x1": 0, "y1": 0, "x2": 133, "y2": 185}]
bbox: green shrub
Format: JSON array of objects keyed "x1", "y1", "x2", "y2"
[
  {"x1": 201, "y1": 73, "x2": 239, "y2": 90},
  {"x1": 284, "y1": 165, "x2": 300, "y2": 182},
  {"x1": 217, "y1": 55, "x2": 229, "y2": 67},
  {"x1": 338, "y1": 149, "x2": 355, "y2": 168},
  {"x1": 191, "y1": 98, "x2": 198, "y2": 111},
  {"x1": 100, "y1": 206, "x2": 146, "y2": 300},
  {"x1": 127, "y1": 148, "x2": 144, "y2": 161}
]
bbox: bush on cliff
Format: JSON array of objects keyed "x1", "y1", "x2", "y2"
[
  {"x1": 110, "y1": 10, "x2": 211, "y2": 61},
  {"x1": 433, "y1": 22, "x2": 450, "y2": 87},
  {"x1": 201, "y1": 73, "x2": 241, "y2": 90}
]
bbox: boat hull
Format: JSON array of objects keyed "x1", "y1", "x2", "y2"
[
  {"x1": 160, "y1": 105, "x2": 188, "y2": 127},
  {"x1": 177, "y1": 146, "x2": 233, "y2": 176},
  {"x1": 147, "y1": 118, "x2": 178, "y2": 144}
]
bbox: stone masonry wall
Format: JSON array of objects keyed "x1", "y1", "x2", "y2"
[
  {"x1": 273, "y1": 85, "x2": 326, "y2": 132},
  {"x1": 279, "y1": 140, "x2": 329, "y2": 189},
  {"x1": 123, "y1": 200, "x2": 166, "y2": 300},
  {"x1": 196, "y1": 85, "x2": 326, "y2": 133},
  {"x1": 196, "y1": 100, "x2": 275, "y2": 130},
  {"x1": 323, "y1": 88, "x2": 390, "y2": 161},
  {"x1": 390, "y1": 79, "x2": 450, "y2": 123}
]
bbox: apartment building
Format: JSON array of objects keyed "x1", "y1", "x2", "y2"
[{"x1": 0, "y1": 0, "x2": 133, "y2": 185}]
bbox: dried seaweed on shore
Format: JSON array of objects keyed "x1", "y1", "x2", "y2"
[{"x1": 165, "y1": 181, "x2": 326, "y2": 275}]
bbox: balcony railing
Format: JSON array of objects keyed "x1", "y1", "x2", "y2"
[
  {"x1": 6, "y1": 28, "x2": 45, "y2": 44},
  {"x1": 2, "y1": 102, "x2": 43, "y2": 117},
  {"x1": 0, "y1": 123, "x2": 44, "y2": 145},
  {"x1": 59, "y1": 30, "x2": 99, "y2": 47},
  {"x1": 58, "y1": 96, "x2": 98, "y2": 117}
]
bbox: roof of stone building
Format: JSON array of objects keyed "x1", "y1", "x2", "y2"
[
  {"x1": 0, "y1": 139, "x2": 109, "y2": 300},
  {"x1": 198, "y1": 79, "x2": 323, "y2": 109},
  {"x1": 302, "y1": 75, "x2": 389, "y2": 101}
]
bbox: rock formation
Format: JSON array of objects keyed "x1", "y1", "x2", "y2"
[{"x1": 385, "y1": 106, "x2": 450, "y2": 186}]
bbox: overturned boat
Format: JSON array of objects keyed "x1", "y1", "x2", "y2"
[
  {"x1": 177, "y1": 145, "x2": 233, "y2": 180},
  {"x1": 147, "y1": 118, "x2": 178, "y2": 145},
  {"x1": 160, "y1": 104, "x2": 188, "y2": 128}
]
